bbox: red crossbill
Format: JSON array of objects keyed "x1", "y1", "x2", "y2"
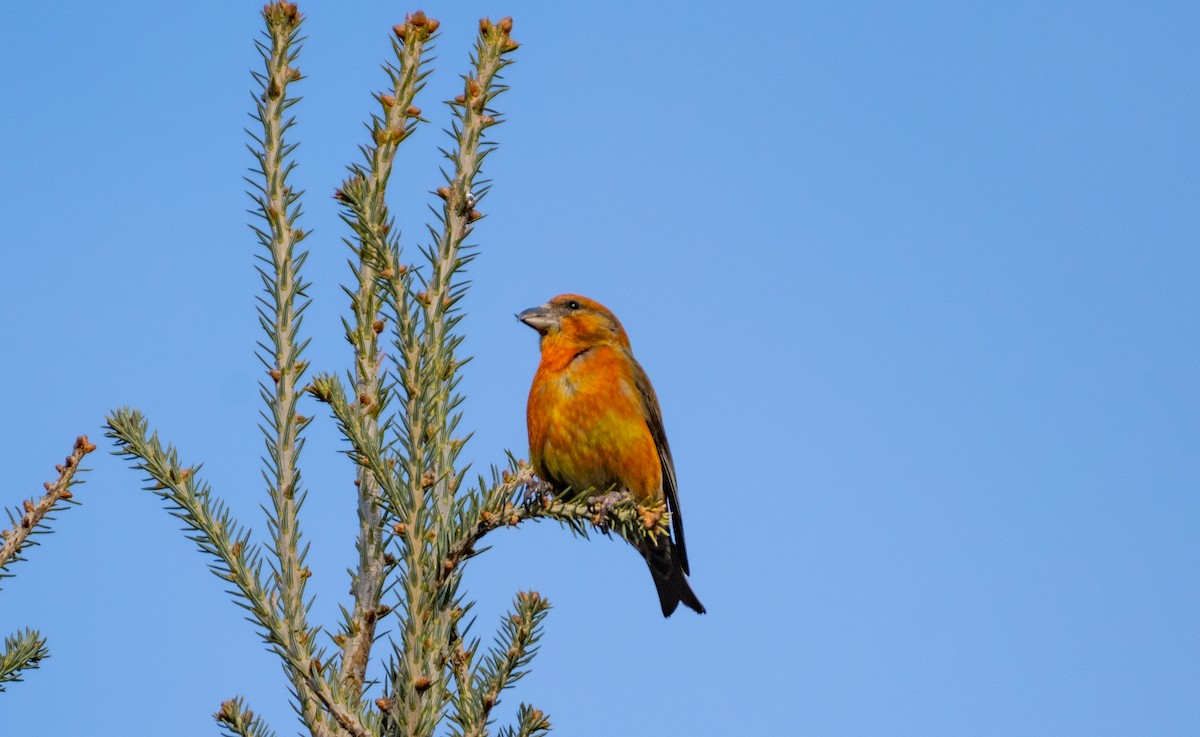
[{"x1": 518, "y1": 294, "x2": 704, "y2": 616}]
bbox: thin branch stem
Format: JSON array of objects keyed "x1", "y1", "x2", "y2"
[
  {"x1": 0, "y1": 434, "x2": 95, "y2": 578},
  {"x1": 336, "y1": 14, "x2": 435, "y2": 697},
  {"x1": 105, "y1": 409, "x2": 376, "y2": 737},
  {"x1": 252, "y1": 5, "x2": 338, "y2": 733}
]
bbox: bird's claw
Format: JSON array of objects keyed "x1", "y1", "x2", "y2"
[
  {"x1": 589, "y1": 490, "x2": 626, "y2": 531},
  {"x1": 521, "y1": 479, "x2": 552, "y2": 507}
]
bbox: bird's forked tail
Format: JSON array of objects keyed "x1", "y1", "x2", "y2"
[{"x1": 639, "y1": 535, "x2": 705, "y2": 617}]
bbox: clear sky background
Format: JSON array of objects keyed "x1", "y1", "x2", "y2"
[{"x1": 2, "y1": 2, "x2": 1197, "y2": 735}]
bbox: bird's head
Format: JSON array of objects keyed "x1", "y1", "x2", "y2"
[{"x1": 517, "y1": 294, "x2": 631, "y2": 349}]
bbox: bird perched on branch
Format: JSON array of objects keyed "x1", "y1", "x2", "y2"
[{"x1": 518, "y1": 294, "x2": 705, "y2": 616}]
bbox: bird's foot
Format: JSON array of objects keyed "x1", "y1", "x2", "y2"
[
  {"x1": 589, "y1": 490, "x2": 627, "y2": 530},
  {"x1": 522, "y1": 479, "x2": 552, "y2": 507}
]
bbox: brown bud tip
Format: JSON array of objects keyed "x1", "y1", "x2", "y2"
[
  {"x1": 269, "y1": 368, "x2": 282, "y2": 382},
  {"x1": 372, "y1": 319, "x2": 385, "y2": 334},
  {"x1": 353, "y1": 478, "x2": 362, "y2": 486},
  {"x1": 393, "y1": 23, "x2": 407, "y2": 39},
  {"x1": 310, "y1": 657, "x2": 322, "y2": 671},
  {"x1": 409, "y1": 10, "x2": 427, "y2": 27},
  {"x1": 406, "y1": 105, "x2": 421, "y2": 117},
  {"x1": 454, "y1": 94, "x2": 466, "y2": 105},
  {"x1": 467, "y1": 79, "x2": 482, "y2": 98},
  {"x1": 499, "y1": 16, "x2": 513, "y2": 33},
  {"x1": 333, "y1": 189, "x2": 347, "y2": 201},
  {"x1": 397, "y1": 264, "x2": 408, "y2": 274},
  {"x1": 287, "y1": 66, "x2": 301, "y2": 81},
  {"x1": 502, "y1": 470, "x2": 511, "y2": 483},
  {"x1": 381, "y1": 267, "x2": 395, "y2": 278},
  {"x1": 377, "y1": 604, "x2": 392, "y2": 617},
  {"x1": 295, "y1": 414, "x2": 307, "y2": 423},
  {"x1": 436, "y1": 186, "x2": 451, "y2": 200},
  {"x1": 60, "y1": 488, "x2": 73, "y2": 500},
  {"x1": 482, "y1": 694, "x2": 496, "y2": 708},
  {"x1": 413, "y1": 675, "x2": 432, "y2": 691},
  {"x1": 359, "y1": 393, "x2": 373, "y2": 406},
  {"x1": 444, "y1": 560, "x2": 454, "y2": 571},
  {"x1": 480, "y1": 114, "x2": 496, "y2": 126},
  {"x1": 421, "y1": 470, "x2": 436, "y2": 488},
  {"x1": 301, "y1": 567, "x2": 312, "y2": 579},
  {"x1": 55, "y1": 464, "x2": 64, "y2": 472},
  {"x1": 231, "y1": 541, "x2": 243, "y2": 556},
  {"x1": 503, "y1": 39, "x2": 520, "y2": 53},
  {"x1": 508, "y1": 514, "x2": 520, "y2": 526},
  {"x1": 468, "y1": 209, "x2": 483, "y2": 222},
  {"x1": 480, "y1": 18, "x2": 492, "y2": 33},
  {"x1": 376, "y1": 697, "x2": 392, "y2": 711},
  {"x1": 426, "y1": 18, "x2": 440, "y2": 33},
  {"x1": 379, "y1": 93, "x2": 396, "y2": 108},
  {"x1": 393, "y1": 522, "x2": 407, "y2": 535}
]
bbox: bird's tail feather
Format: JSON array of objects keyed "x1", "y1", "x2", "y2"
[{"x1": 640, "y1": 537, "x2": 705, "y2": 617}]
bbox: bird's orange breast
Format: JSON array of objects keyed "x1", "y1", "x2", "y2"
[{"x1": 527, "y1": 344, "x2": 662, "y2": 501}]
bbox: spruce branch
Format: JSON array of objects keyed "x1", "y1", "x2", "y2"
[
  {"x1": 0, "y1": 434, "x2": 93, "y2": 693},
  {"x1": 377, "y1": 20, "x2": 521, "y2": 736},
  {"x1": 333, "y1": 12, "x2": 437, "y2": 696},
  {"x1": 419, "y1": 16, "x2": 517, "y2": 522},
  {"x1": 496, "y1": 705, "x2": 552, "y2": 737},
  {"x1": 0, "y1": 434, "x2": 95, "y2": 582},
  {"x1": 456, "y1": 592, "x2": 550, "y2": 737},
  {"x1": 437, "y1": 466, "x2": 671, "y2": 590},
  {"x1": 0, "y1": 629, "x2": 47, "y2": 692},
  {"x1": 105, "y1": 409, "x2": 376, "y2": 737},
  {"x1": 249, "y1": 5, "x2": 344, "y2": 733},
  {"x1": 216, "y1": 697, "x2": 280, "y2": 737}
]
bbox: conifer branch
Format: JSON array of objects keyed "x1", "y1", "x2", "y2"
[
  {"x1": 438, "y1": 467, "x2": 671, "y2": 590},
  {"x1": 249, "y1": 5, "x2": 339, "y2": 732},
  {"x1": 497, "y1": 705, "x2": 552, "y2": 737},
  {"x1": 0, "y1": 434, "x2": 95, "y2": 582},
  {"x1": 0, "y1": 434, "x2": 93, "y2": 692},
  {"x1": 332, "y1": 12, "x2": 436, "y2": 696},
  {"x1": 359, "y1": 19, "x2": 520, "y2": 737},
  {"x1": 458, "y1": 592, "x2": 550, "y2": 737},
  {"x1": 105, "y1": 409, "x2": 375, "y2": 737},
  {"x1": 216, "y1": 697, "x2": 280, "y2": 737},
  {"x1": 421, "y1": 16, "x2": 517, "y2": 522},
  {"x1": 0, "y1": 629, "x2": 47, "y2": 692}
]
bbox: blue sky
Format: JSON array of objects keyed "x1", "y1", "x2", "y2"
[{"x1": 2, "y1": 1, "x2": 1198, "y2": 735}]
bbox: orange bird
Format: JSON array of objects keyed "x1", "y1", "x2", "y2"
[{"x1": 518, "y1": 294, "x2": 705, "y2": 616}]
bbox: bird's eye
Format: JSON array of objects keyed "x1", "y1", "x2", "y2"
[{"x1": 566, "y1": 300, "x2": 581, "y2": 310}]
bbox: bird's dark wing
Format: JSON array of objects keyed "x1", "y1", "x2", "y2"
[{"x1": 629, "y1": 353, "x2": 689, "y2": 574}]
